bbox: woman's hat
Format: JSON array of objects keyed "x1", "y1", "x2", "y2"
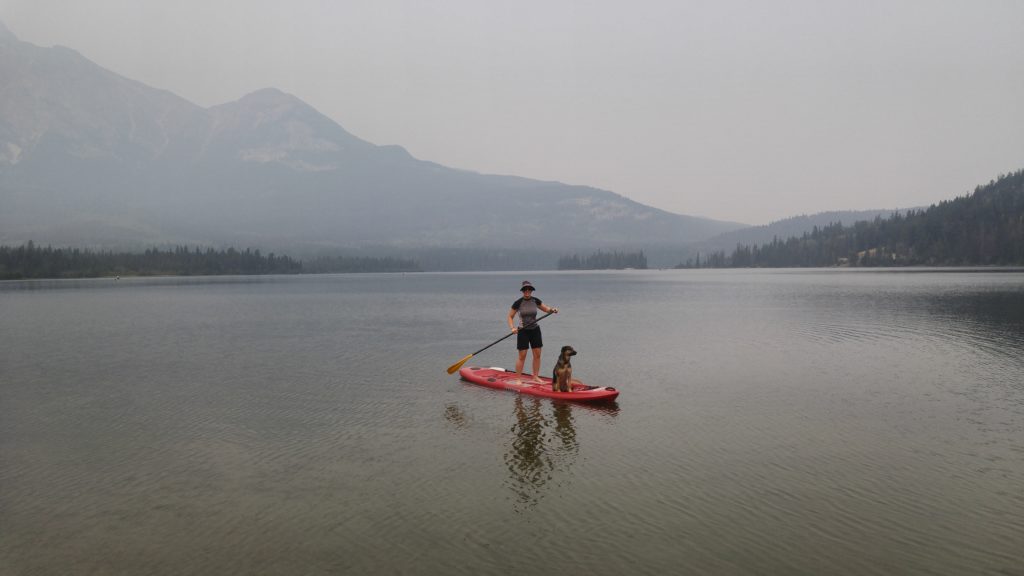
[{"x1": 521, "y1": 280, "x2": 535, "y2": 291}]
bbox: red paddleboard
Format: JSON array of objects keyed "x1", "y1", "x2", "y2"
[{"x1": 459, "y1": 366, "x2": 619, "y2": 402}]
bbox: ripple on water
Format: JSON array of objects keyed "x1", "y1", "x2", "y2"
[{"x1": 3, "y1": 271, "x2": 1023, "y2": 575}]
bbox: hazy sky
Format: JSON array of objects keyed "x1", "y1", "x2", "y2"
[{"x1": 3, "y1": 0, "x2": 1022, "y2": 224}]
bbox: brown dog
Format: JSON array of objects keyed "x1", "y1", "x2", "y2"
[{"x1": 552, "y1": 345, "x2": 577, "y2": 393}]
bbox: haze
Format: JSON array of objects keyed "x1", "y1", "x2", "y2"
[{"x1": 3, "y1": 0, "x2": 1022, "y2": 224}]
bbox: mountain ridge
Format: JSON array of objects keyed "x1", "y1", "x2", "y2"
[{"x1": 0, "y1": 24, "x2": 745, "y2": 259}]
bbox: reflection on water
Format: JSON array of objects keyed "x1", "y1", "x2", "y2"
[
  {"x1": 445, "y1": 396, "x2": 620, "y2": 509},
  {"x1": 551, "y1": 402, "x2": 577, "y2": 449},
  {"x1": 504, "y1": 396, "x2": 577, "y2": 507},
  {"x1": 4, "y1": 270, "x2": 1022, "y2": 575},
  {"x1": 443, "y1": 403, "x2": 471, "y2": 430},
  {"x1": 927, "y1": 290, "x2": 1024, "y2": 341},
  {"x1": 504, "y1": 398, "x2": 621, "y2": 508}
]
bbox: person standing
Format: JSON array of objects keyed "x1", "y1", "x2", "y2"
[{"x1": 507, "y1": 280, "x2": 558, "y2": 382}]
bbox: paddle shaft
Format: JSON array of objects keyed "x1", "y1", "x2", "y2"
[
  {"x1": 469, "y1": 311, "x2": 554, "y2": 357},
  {"x1": 446, "y1": 311, "x2": 556, "y2": 374}
]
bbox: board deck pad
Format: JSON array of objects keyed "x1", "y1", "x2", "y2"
[{"x1": 459, "y1": 366, "x2": 619, "y2": 402}]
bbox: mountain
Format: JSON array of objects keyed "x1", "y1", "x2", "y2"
[
  {"x1": 636, "y1": 209, "x2": 912, "y2": 267},
  {"x1": 698, "y1": 209, "x2": 912, "y2": 251},
  {"x1": 0, "y1": 24, "x2": 745, "y2": 258},
  {"x1": 704, "y1": 171, "x2": 1024, "y2": 267}
]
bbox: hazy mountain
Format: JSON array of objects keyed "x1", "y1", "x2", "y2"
[
  {"x1": 664, "y1": 209, "x2": 912, "y2": 261},
  {"x1": 710, "y1": 209, "x2": 913, "y2": 248},
  {"x1": 632, "y1": 209, "x2": 920, "y2": 267},
  {"x1": 0, "y1": 24, "x2": 745, "y2": 255},
  {"x1": 716, "y1": 171, "x2": 1024, "y2": 267}
]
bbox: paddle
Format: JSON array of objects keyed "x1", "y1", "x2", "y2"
[{"x1": 446, "y1": 311, "x2": 555, "y2": 374}]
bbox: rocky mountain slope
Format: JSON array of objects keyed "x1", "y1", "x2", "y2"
[{"x1": 0, "y1": 22, "x2": 745, "y2": 254}]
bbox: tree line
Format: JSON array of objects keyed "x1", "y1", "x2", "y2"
[
  {"x1": 0, "y1": 243, "x2": 420, "y2": 280},
  {"x1": 558, "y1": 250, "x2": 648, "y2": 270},
  {"x1": 678, "y1": 170, "x2": 1024, "y2": 268}
]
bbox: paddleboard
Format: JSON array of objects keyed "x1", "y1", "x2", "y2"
[{"x1": 459, "y1": 366, "x2": 619, "y2": 402}]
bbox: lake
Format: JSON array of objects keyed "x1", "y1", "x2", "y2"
[{"x1": 1, "y1": 269, "x2": 1022, "y2": 575}]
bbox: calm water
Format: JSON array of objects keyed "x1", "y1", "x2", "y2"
[{"x1": 1, "y1": 270, "x2": 1022, "y2": 575}]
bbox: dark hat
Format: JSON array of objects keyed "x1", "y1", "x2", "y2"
[{"x1": 520, "y1": 280, "x2": 535, "y2": 291}]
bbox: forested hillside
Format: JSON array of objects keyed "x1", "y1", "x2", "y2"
[
  {"x1": 690, "y1": 171, "x2": 1024, "y2": 267},
  {"x1": 557, "y1": 250, "x2": 648, "y2": 270}
]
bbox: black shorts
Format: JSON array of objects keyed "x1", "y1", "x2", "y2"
[{"x1": 516, "y1": 328, "x2": 543, "y2": 351}]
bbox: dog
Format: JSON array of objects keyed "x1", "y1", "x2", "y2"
[{"x1": 552, "y1": 345, "x2": 577, "y2": 393}]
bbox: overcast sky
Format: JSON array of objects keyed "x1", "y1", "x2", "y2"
[{"x1": 3, "y1": 0, "x2": 1022, "y2": 224}]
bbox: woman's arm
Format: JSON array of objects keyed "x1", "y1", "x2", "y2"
[
  {"x1": 507, "y1": 308, "x2": 519, "y2": 333},
  {"x1": 538, "y1": 303, "x2": 559, "y2": 314}
]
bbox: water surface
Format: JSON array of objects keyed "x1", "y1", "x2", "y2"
[{"x1": 2, "y1": 270, "x2": 1022, "y2": 575}]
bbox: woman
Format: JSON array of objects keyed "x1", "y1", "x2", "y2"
[{"x1": 507, "y1": 280, "x2": 558, "y2": 382}]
